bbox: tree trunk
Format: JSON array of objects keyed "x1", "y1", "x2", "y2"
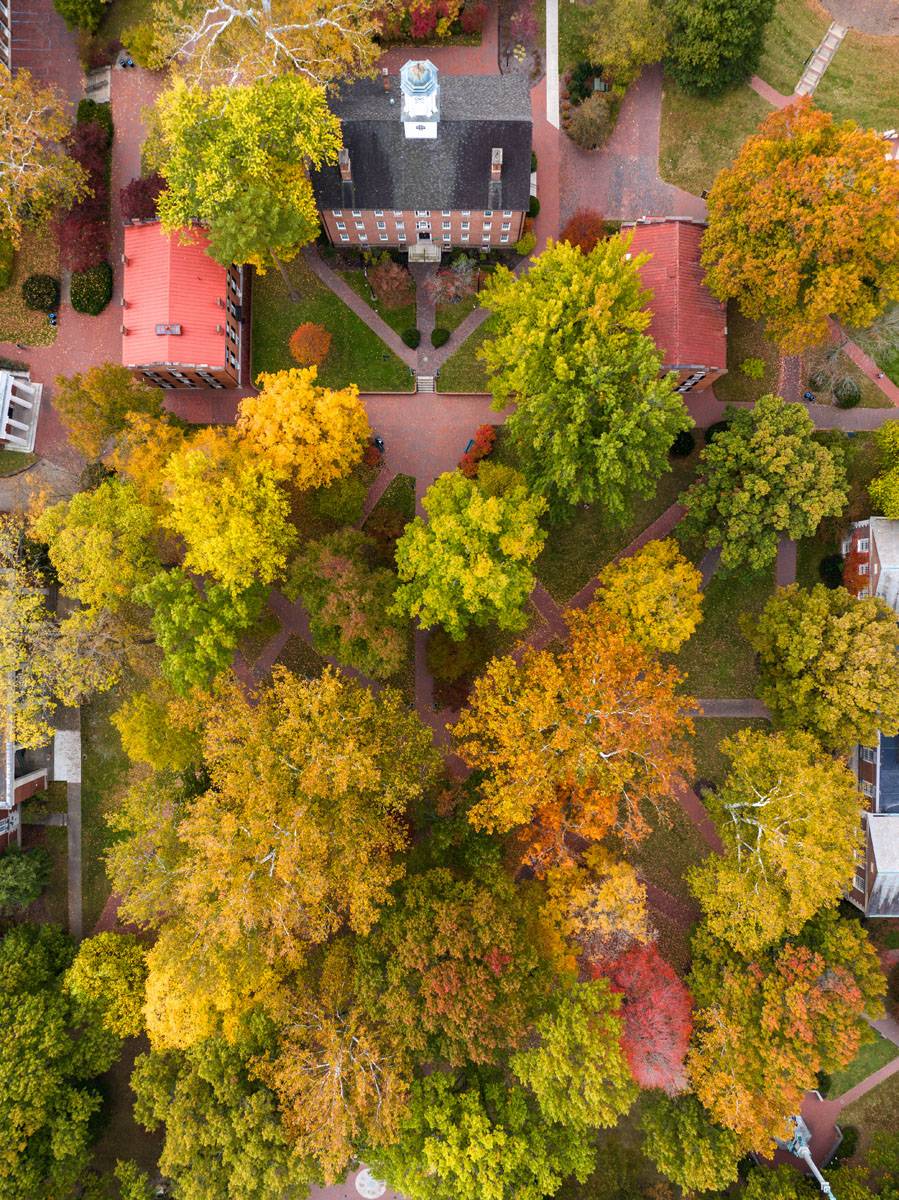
[{"x1": 271, "y1": 248, "x2": 299, "y2": 303}]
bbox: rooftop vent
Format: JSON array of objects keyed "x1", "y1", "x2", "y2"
[{"x1": 155, "y1": 323, "x2": 182, "y2": 336}]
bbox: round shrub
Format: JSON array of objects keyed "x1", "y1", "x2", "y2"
[
  {"x1": 808, "y1": 370, "x2": 829, "y2": 391},
  {"x1": 431, "y1": 327, "x2": 450, "y2": 348},
  {"x1": 53, "y1": 0, "x2": 107, "y2": 34},
  {"x1": 22, "y1": 273, "x2": 60, "y2": 312},
  {"x1": 568, "y1": 61, "x2": 600, "y2": 104},
  {"x1": 887, "y1": 962, "x2": 899, "y2": 1018},
  {"x1": 312, "y1": 475, "x2": 367, "y2": 525},
  {"x1": 739, "y1": 356, "x2": 765, "y2": 380},
  {"x1": 514, "y1": 231, "x2": 537, "y2": 256},
  {"x1": 528, "y1": 195, "x2": 541, "y2": 218},
  {"x1": 819, "y1": 553, "x2": 845, "y2": 589},
  {"x1": 289, "y1": 321, "x2": 332, "y2": 367},
  {"x1": 670, "y1": 429, "x2": 696, "y2": 457},
  {"x1": 560, "y1": 209, "x2": 607, "y2": 254},
  {"x1": 566, "y1": 93, "x2": 618, "y2": 151},
  {"x1": 834, "y1": 376, "x2": 861, "y2": 409},
  {"x1": 0, "y1": 847, "x2": 51, "y2": 913},
  {"x1": 70, "y1": 261, "x2": 112, "y2": 315},
  {"x1": 402, "y1": 327, "x2": 421, "y2": 349},
  {"x1": 704, "y1": 420, "x2": 731, "y2": 445}
]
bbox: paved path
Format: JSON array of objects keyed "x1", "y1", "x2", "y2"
[
  {"x1": 834, "y1": 321, "x2": 899, "y2": 407},
  {"x1": 779, "y1": 354, "x2": 804, "y2": 404},
  {"x1": 530, "y1": 76, "x2": 562, "y2": 250},
  {"x1": 10, "y1": 0, "x2": 84, "y2": 103},
  {"x1": 750, "y1": 75, "x2": 792, "y2": 108},
  {"x1": 700, "y1": 547, "x2": 722, "y2": 588},
  {"x1": 776, "y1": 537, "x2": 798, "y2": 586},
  {"x1": 544, "y1": 0, "x2": 559, "y2": 129},
  {"x1": 674, "y1": 777, "x2": 723, "y2": 852},
  {"x1": 558, "y1": 65, "x2": 708, "y2": 228},
  {"x1": 795, "y1": 22, "x2": 848, "y2": 96},
  {"x1": 303, "y1": 248, "x2": 419, "y2": 371}
]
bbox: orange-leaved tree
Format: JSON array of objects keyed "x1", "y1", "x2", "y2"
[
  {"x1": 702, "y1": 99, "x2": 899, "y2": 353},
  {"x1": 454, "y1": 601, "x2": 694, "y2": 861},
  {"x1": 289, "y1": 322, "x2": 332, "y2": 366}
]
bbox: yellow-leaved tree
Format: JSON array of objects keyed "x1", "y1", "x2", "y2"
[
  {"x1": 599, "y1": 538, "x2": 703, "y2": 653},
  {"x1": 237, "y1": 367, "x2": 370, "y2": 489}
]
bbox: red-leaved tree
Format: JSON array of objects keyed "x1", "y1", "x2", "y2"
[
  {"x1": 591, "y1": 943, "x2": 692, "y2": 1093},
  {"x1": 289, "y1": 322, "x2": 332, "y2": 367},
  {"x1": 458, "y1": 423, "x2": 496, "y2": 477},
  {"x1": 120, "y1": 172, "x2": 165, "y2": 222},
  {"x1": 560, "y1": 209, "x2": 608, "y2": 254},
  {"x1": 368, "y1": 256, "x2": 414, "y2": 310}
]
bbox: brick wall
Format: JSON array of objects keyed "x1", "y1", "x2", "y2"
[{"x1": 321, "y1": 208, "x2": 526, "y2": 250}]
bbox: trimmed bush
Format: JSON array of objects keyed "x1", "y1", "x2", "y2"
[
  {"x1": 834, "y1": 376, "x2": 861, "y2": 409},
  {"x1": 70, "y1": 261, "x2": 113, "y2": 315},
  {"x1": 0, "y1": 236, "x2": 14, "y2": 290},
  {"x1": 22, "y1": 274, "x2": 60, "y2": 312},
  {"x1": 289, "y1": 322, "x2": 332, "y2": 367},
  {"x1": 459, "y1": 0, "x2": 486, "y2": 34},
  {"x1": 402, "y1": 327, "x2": 421, "y2": 349},
  {"x1": 566, "y1": 93, "x2": 618, "y2": 151},
  {"x1": 818, "y1": 554, "x2": 845, "y2": 589},
  {"x1": 431, "y1": 327, "x2": 450, "y2": 348},
  {"x1": 740, "y1": 356, "x2": 765, "y2": 380},
  {"x1": 56, "y1": 215, "x2": 109, "y2": 273},
  {"x1": 0, "y1": 357, "x2": 28, "y2": 372},
  {"x1": 704, "y1": 420, "x2": 731, "y2": 444},
  {"x1": 53, "y1": 0, "x2": 108, "y2": 33},
  {"x1": 568, "y1": 61, "x2": 600, "y2": 104},
  {"x1": 528, "y1": 195, "x2": 540, "y2": 218},
  {"x1": 76, "y1": 98, "x2": 113, "y2": 145},
  {"x1": 514, "y1": 231, "x2": 537, "y2": 256},
  {"x1": 0, "y1": 847, "x2": 51, "y2": 913},
  {"x1": 120, "y1": 173, "x2": 164, "y2": 222},
  {"x1": 458, "y1": 423, "x2": 496, "y2": 476},
  {"x1": 670, "y1": 429, "x2": 696, "y2": 457},
  {"x1": 312, "y1": 474, "x2": 368, "y2": 524}
]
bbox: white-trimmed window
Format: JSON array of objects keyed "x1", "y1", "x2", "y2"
[
  {"x1": 483, "y1": 223, "x2": 492, "y2": 232},
  {"x1": 858, "y1": 587, "x2": 870, "y2": 597},
  {"x1": 484, "y1": 209, "x2": 493, "y2": 217},
  {"x1": 858, "y1": 537, "x2": 870, "y2": 552},
  {"x1": 415, "y1": 209, "x2": 430, "y2": 217},
  {"x1": 336, "y1": 221, "x2": 346, "y2": 230},
  {"x1": 351, "y1": 209, "x2": 362, "y2": 217},
  {"x1": 500, "y1": 235, "x2": 509, "y2": 243},
  {"x1": 416, "y1": 220, "x2": 431, "y2": 231},
  {"x1": 374, "y1": 209, "x2": 384, "y2": 216},
  {"x1": 398, "y1": 233, "x2": 407, "y2": 242},
  {"x1": 482, "y1": 232, "x2": 491, "y2": 241},
  {"x1": 858, "y1": 563, "x2": 869, "y2": 575},
  {"x1": 461, "y1": 221, "x2": 470, "y2": 231},
  {"x1": 359, "y1": 232, "x2": 368, "y2": 241},
  {"x1": 441, "y1": 209, "x2": 451, "y2": 216},
  {"x1": 442, "y1": 221, "x2": 451, "y2": 229},
  {"x1": 340, "y1": 233, "x2": 350, "y2": 242},
  {"x1": 332, "y1": 209, "x2": 343, "y2": 217},
  {"x1": 861, "y1": 780, "x2": 875, "y2": 799},
  {"x1": 377, "y1": 221, "x2": 386, "y2": 229},
  {"x1": 461, "y1": 209, "x2": 471, "y2": 217},
  {"x1": 355, "y1": 221, "x2": 365, "y2": 230},
  {"x1": 503, "y1": 209, "x2": 513, "y2": 217},
  {"x1": 860, "y1": 746, "x2": 877, "y2": 763},
  {"x1": 442, "y1": 232, "x2": 451, "y2": 241},
  {"x1": 379, "y1": 233, "x2": 389, "y2": 241},
  {"x1": 502, "y1": 222, "x2": 511, "y2": 231},
  {"x1": 461, "y1": 233, "x2": 469, "y2": 242},
  {"x1": 396, "y1": 221, "x2": 405, "y2": 230}
]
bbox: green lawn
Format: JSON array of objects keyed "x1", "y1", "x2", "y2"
[
  {"x1": 839, "y1": 1062, "x2": 899, "y2": 1160},
  {"x1": 804, "y1": 341, "x2": 893, "y2": 409},
  {"x1": 658, "y1": 79, "x2": 773, "y2": 197},
  {"x1": 535, "y1": 0, "x2": 592, "y2": 74},
  {"x1": 825, "y1": 1032, "x2": 899, "y2": 1100},
  {"x1": 98, "y1": 0, "x2": 154, "y2": 40},
  {"x1": 757, "y1": 0, "x2": 828, "y2": 95},
  {"x1": 671, "y1": 567, "x2": 774, "y2": 698},
  {"x1": 363, "y1": 473, "x2": 417, "y2": 566},
  {"x1": 0, "y1": 451, "x2": 37, "y2": 476},
  {"x1": 251, "y1": 256, "x2": 413, "y2": 392},
  {"x1": 853, "y1": 305, "x2": 899, "y2": 387},
  {"x1": 690, "y1": 718, "x2": 770, "y2": 788},
  {"x1": 338, "y1": 269, "x2": 416, "y2": 337},
  {"x1": 615, "y1": 801, "x2": 711, "y2": 912},
  {"x1": 436, "y1": 291, "x2": 480, "y2": 334},
  {"x1": 437, "y1": 317, "x2": 496, "y2": 392},
  {"x1": 0, "y1": 230, "x2": 59, "y2": 346},
  {"x1": 533, "y1": 447, "x2": 701, "y2": 603},
  {"x1": 815, "y1": 27, "x2": 899, "y2": 130},
  {"x1": 81, "y1": 689, "x2": 131, "y2": 931},
  {"x1": 714, "y1": 306, "x2": 781, "y2": 405}
]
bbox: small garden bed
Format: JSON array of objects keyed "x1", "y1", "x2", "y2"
[
  {"x1": 275, "y1": 634, "x2": 327, "y2": 679},
  {"x1": 0, "y1": 231, "x2": 59, "y2": 346},
  {"x1": 804, "y1": 342, "x2": 893, "y2": 409},
  {"x1": 251, "y1": 256, "x2": 413, "y2": 392}
]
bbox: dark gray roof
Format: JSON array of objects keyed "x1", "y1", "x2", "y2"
[{"x1": 312, "y1": 72, "x2": 533, "y2": 212}]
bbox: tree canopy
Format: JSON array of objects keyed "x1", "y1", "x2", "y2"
[
  {"x1": 743, "y1": 583, "x2": 899, "y2": 750},
  {"x1": 149, "y1": 75, "x2": 341, "y2": 268},
  {"x1": 666, "y1": 0, "x2": 776, "y2": 96},
  {"x1": 702, "y1": 100, "x2": 899, "y2": 352},
  {"x1": 688, "y1": 728, "x2": 864, "y2": 955},
  {"x1": 681, "y1": 396, "x2": 847, "y2": 571},
  {"x1": 64, "y1": 933, "x2": 148, "y2": 1039},
  {"x1": 478, "y1": 236, "x2": 692, "y2": 516},
  {"x1": 51, "y1": 363, "x2": 163, "y2": 461},
  {"x1": 583, "y1": 0, "x2": 668, "y2": 92},
  {"x1": 641, "y1": 1092, "x2": 743, "y2": 1194},
  {"x1": 0, "y1": 70, "x2": 86, "y2": 244},
  {"x1": 599, "y1": 537, "x2": 703, "y2": 653},
  {"x1": 392, "y1": 464, "x2": 547, "y2": 640}
]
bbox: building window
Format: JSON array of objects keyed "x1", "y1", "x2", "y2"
[
  {"x1": 482, "y1": 233, "x2": 491, "y2": 241},
  {"x1": 340, "y1": 234, "x2": 350, "y2": 242},
  {"x1": 359, "y1": 232, "x2": 368, "y2": 241},
  {"x1": 379, "y1": 233, "x2": 389, "y2": 241},
  {"x1": 858, "y1": 563, "x2": 869, "y2": 575},
  {"x1": 461, "y1": 210, "x2": 471, "y2": 216},
  {"x1": 197, "y1": 370, "x2": 225, "y2": 389},
  {"x1": 332, "y1": 209, "x2": 342, "y2": 217},
  {"x1": 858, "y1": 587, "x2": 870, "y2": 598},
  {"x1": 355, "y1": 221, "x2": 365, "y2": 230},
  {"x1": 377, "y1": 221, "x2": 386, "y2": 229},
  {"x1": 483, "y1": 222, "x2": 492, "y2": 231},
  {"x1": 415, "y1": 209, "x2": 430, "y2": 217},
  {"x1": 393, "y1": 210, "x2": 403, "y2": 217},
  {"x1": 442, "y1": 221, "x2": 451, "y2": 229},
  {"x1": 336, "y1": 221, "x2": 346, "y2": 230},
  {"x1": 858, "y1": 538, "x2": 870, "y2": 552},
  {"x1": 503, "y1": 210, "x2": 513, "y2": 217},
  {"x1": 398, "y1": 233, "x2": 407, "y2": 242},
  {"x1": 500, "y1": 235, "x2": 509, "y2": 243},
  {"x1": 860, "y1": 746, "x2": 877, "y2": 763},
  {"x1": 484, "y1": 210, "x2": 493, "y2": 217},
  {"x1": 442, "y1": 233, "x2": 451, "y2": 241},
  {"x1": 861, "y1": 780, "x2": 876, "y2": 799},
  {"x1": 502, "y1": 222, "x2": 511, "y2": 231},
  {"x1": 416, "y1": 221, "x2": 431, "y2": 231},
  {"x1": 351, "y1": 209, "x2": 362, "y2": 217},
  {"x1": 461, "y1": 221, "x2": 470, "y2": 231},
  {"x1": 374, "y1": 209, "x2": 384, "y2": 216},
  {"x1": 461, "y1": 234, "x2": 469, "y2": 242}
]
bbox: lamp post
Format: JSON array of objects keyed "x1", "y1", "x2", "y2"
[{"x1": 777, "y1": 1116, "x2": 836, "y2": 1200}]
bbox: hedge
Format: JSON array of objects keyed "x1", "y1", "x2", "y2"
[
  {"x1": 71, "y1": 261, "x2": 113, "y2": 315},
  {"x1": 431, "y1": 327, "x2": 450, "y2": 348},
  {"x1": 22, "y1": 274, "x2": 60, "y2": 312},
  {"x1": 402, "y1": 327, "x2": 421, "y2": 349},
  {"x1": 528, "y1": 195, "x2": 540, "y2": 218}
]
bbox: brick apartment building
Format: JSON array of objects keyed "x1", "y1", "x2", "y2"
[
  {"x1": 311, "y1": 60, "x2": 532, "y2": 262},
  {"x1": 843, "y1": 517, "x2": 899, "y2": 917},
  {"x1": 624, "y1": 219, "x2": 728, "y2": 394},
  {"x1": 121, "y1": 222, "x2": 247, "y2": 389}
]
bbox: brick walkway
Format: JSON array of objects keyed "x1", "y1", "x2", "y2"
[
  {"x1": 776, "y1": 536, "x2": 798, "y2": 586},
  {"x1": 11, "y1": 0, "x2": 83, "y2": 102},
  {"x1": 750, "y1": 76, "x2": 792, "y2": 108}
]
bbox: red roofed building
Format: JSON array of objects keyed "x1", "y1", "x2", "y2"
[
  {"x1": 121, "y1": 222, "x2": 247, "y2": 390},
  {"x1": 623, "y1": 219, "x2": 727, "y2": 394}
]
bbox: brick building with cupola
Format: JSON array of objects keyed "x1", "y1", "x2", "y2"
[{"x1": 311, "y1": 60, "x2": 533, "y2": 262}]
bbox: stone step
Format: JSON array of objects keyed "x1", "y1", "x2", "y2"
[
  {"x1": 416, "y1": 375, "x2": 436, "y2": 393},
  {"x1": 794, "y1": 20, "x2": 847, "y2": 96}
]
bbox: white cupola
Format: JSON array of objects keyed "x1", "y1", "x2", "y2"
[{"x1": 400, "y1": 60, "x2": 440, "y2": 139}]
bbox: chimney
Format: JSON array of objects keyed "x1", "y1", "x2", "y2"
[
  {"x1": 338, "y1": 148, "x2": 352, "y2": 182},
  {"x1": 382, "y1": 66, "x2": 390, "y2": 92},
  {"x1": 491, "y1": 147, "x2": 503, "y2": 181}
]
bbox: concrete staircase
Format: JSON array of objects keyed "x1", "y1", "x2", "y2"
[
  {"x1": 795, "y1": 22, "x2": 847, "y2": 96},
  {"x1": 416, "y1": 374, "x2": 436, "y2": 393}
]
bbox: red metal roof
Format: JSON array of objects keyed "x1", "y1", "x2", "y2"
[
  {"x1": 122, "y1": 222, "x2": 228, "y2": 369},
  {"x1": 625, "y1": 220, "x2": 727, "y2": 373}
]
